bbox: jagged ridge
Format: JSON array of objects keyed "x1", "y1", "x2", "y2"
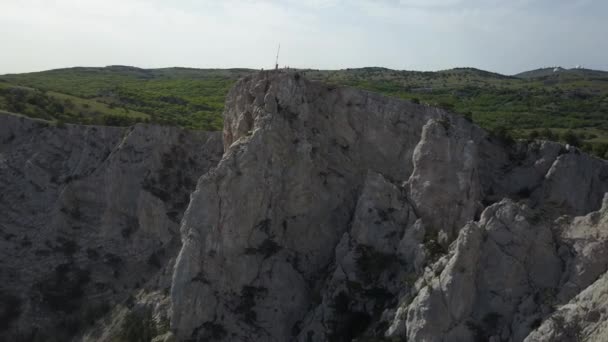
[
  {"x1": 170, "y1": 71, "x2": 608, "y2": 342},
  {"x1": 2, "y1": 71, "x2": 608, "y2": 342},
  {"x1": 0, "y1": 113, "x2": 222, "y2": 341}
]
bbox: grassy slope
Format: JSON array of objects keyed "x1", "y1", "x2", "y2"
[
  {"x1": 305, "y1": 67, "x2": 608, "y2": 131},
  {"x1": 0, "y1": 81, "x2": 150, "y2": 125},
  {"x1": 0, "y1": 66, "x2": 252, "y2": 130},
  {"x1": 1, "y1": 65, "x2": 608, "y2": 155}
]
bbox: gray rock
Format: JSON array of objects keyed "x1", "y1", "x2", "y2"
[
  {"x1": 524, "y1": 271, "x2": 608, "y2": 342},
  {"x1": 171, "y1": 71, "x2": 447, "y2": 341},
  {"x1": 295, "y1": 171, "x2": 416, "y2": 341},
  {"x1": 4, "y1": 71, "x2": 608, "y2": 342},
  {"x1": 405, "y1": 199, "x2": 562, "y2": 342},
  {"x1": 540, "y1": 147, "x2": 608, "y2": 215},
  {"x1": 407, "y1": 117, "x2": 483, "y2": 243},
  {"x1": 0, "y1": 113, "x2": 222, "y2": 341},
  {"x1": 556, "y1": 194, "x2": 608, "y2": 301},
  {"x1": 524, "y1": 195, "x2": 608, "y2": 342},
  {"x1": 170, "y1": 72, "x2": 608, "y2": 342}
]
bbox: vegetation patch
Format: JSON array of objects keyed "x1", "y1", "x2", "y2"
[
  {"x1": 3, "y1": 66, "x2": 608, "y2": 158},
  {"x1": 115, "y1": 309, "x2": 163, "y2": 342},
  {"x1": 423, "y1": 230, "x2": 448, "y2": 263}
]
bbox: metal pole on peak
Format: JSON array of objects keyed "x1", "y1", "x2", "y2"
[{"x1": 275, "y1": 43, "x2": 281, "y2": 71}]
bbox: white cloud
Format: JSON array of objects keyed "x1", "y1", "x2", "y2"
[{"x1": 398, "y1": 0, "x2": 463, "y2": 8}]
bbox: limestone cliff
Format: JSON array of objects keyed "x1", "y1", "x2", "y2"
[
  {"x1": 2, "y1": 72, "x2": 608, "y2": 342},
  {"x1": 0, "y1": 112, "x2": 222, "y2": 341},
  {"x1": 170, "y1": 72, "x2": 608, "y2": 342}
]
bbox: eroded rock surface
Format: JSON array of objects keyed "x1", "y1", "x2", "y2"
[
  {"x1": 0, "y1": 113, "x2": 222, "y2": 341},
  {"x1": 404, "y1": 200, "x2": 562, "y2": 342},
  {"x1": 170, "y1": 72, "x2": 608, "y2": 342},
  {"x1": 524, "y1": 196, "x2": 608, "y2": 342},
  {"x1": 3, "y1": 71, "x2": 608, "y2": 342},
  {"x1": 171, "y1": 72, "x2": 446, "y2": 341}
]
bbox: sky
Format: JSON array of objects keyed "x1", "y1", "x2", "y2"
[{"x1": 1, "y1": 0, "x2": 607, "y2": 75}]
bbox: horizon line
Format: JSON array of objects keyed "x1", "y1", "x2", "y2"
[{"x1": 2, "y1": 64, "x2": 607, "y2": 78}]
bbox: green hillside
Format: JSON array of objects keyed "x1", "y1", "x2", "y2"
[
  {"x1": 0, "y1": 66, "x2": 252, "y2": 130},
  {"x1": 2, "y1": 65, "x2": 608, "y2": 157}
]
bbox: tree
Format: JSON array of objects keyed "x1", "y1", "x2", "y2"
[
  {"x1": 528, "y1": 130, "x2": 540, "y2": 140},
  {"x1": 437, "y1": 101, "x2": 454, "y2": 111},
  {"x1": 461, "y1": 111, "x2": 473, "y2": 122},
  {"x1": 101, "y1": 114, "x2": 138, "y2": 126},
  {"x1": 63, "y1": 98, "x2": 75, "y2": 109},
  {"x1": 48, "y1": 102, "x2": 65, "y2": 114},
  {"x1": 592, "y1": 143, "x2": 608, "y2": 159},
  {"x1": 491, "y1": 125, "x2": 515, "y2": 145},
  {"x1": 540, "y1": 128, "x2": 557, "y2": 140},
  {"x1": 561, "y1": 130, "x2": 581, "y2": 147}
]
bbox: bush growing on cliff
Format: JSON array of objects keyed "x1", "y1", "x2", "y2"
[
  {"x1": 116, "y1": 309, "x2": 164, "y2": 342},
  {"x1": 491, "y1": 125, "x2": 515, "y2": 145},
  {"x1": 528, "y1": 130, "x2": 540, "y2": 140},
  {"x1": 540, "y1": 128, "x2": 557, "y2": 140},
  {"x1": 561, "y1": 129, "x2": 581, "y2": 147}
]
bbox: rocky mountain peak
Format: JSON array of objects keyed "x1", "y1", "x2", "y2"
[
  {"x1": 169, "y1": 71, "x2": 608, "y2": 341},
  {"x1": 2, "y1": 72, "x2": 608, "y2": 342}
]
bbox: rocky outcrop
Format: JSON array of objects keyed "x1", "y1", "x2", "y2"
[
  {"x1": 407, "y1": 118, "x2": 484, "y2": 244},
  {"x1": 396, "y1": 184, "x2": 608, "y2": 342},
  {"x1": 524, "y1": 196, "x2": 608, "y2": 342},
  {"x1": 0, "y1": 113, "x2": 222, "y2": 341},
  {"x1": 540, "y1": 148, "x2": 608, "y2": 215},
  {"x1": 170, "y1": 72, "x2": 446, "y2": 341},
  {"x1": 295, "y1": 172, "x2": 418, "y2": 341},
  {"x1": 524, "y1": 272, "x2": 608, "y2": 342},
  {"x1": 403, "y1": 200, "x2": 562, "y2": 342},
  {"x1": 556, "y1": 195, "x2": 608, "y2": 300},
  {"x1": 3, "y1": 71, "x2": 608, "y2": 342},
  {"x1": 169, "y1": 72, "x2": 608, "y2": 342}
]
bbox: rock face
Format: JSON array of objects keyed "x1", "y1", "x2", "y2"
[
  {"x1": 0, "y1": 112, "x2": 222, "y2": 341},
  {"x1": 170, "y1": 72, "x2": 446, "y2": 341},
  {"x1": 3, "y1": 72, "x2": 608, "y2": 342},
  {"x1": 525, "y1": 196, "x2": 608, "y2": 342},
  {"x1": 169, "y1": 72, "x2": 608, "y2": 342},
  {"x1": 407, "y1": 118, "x2": 484, "y2": 244},
  {"x1": 404, "y1": 199, "x2": 562, "y2": 342}
]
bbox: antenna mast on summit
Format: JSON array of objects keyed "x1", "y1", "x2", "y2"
[{"x1": 275, "y1": 43, "x2": 281, "y2": 71}]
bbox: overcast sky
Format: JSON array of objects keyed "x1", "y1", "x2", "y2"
[{"x1": 1, "y1": 0, "x2": 607, "y2": 75}]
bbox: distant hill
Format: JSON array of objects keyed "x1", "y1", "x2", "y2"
[
  {"x1": 516, "y1": 66, "x2": 608, "y2": 79},
  {"x1": 2, "y1": 65, "x2": 608, "y2": 157}
]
